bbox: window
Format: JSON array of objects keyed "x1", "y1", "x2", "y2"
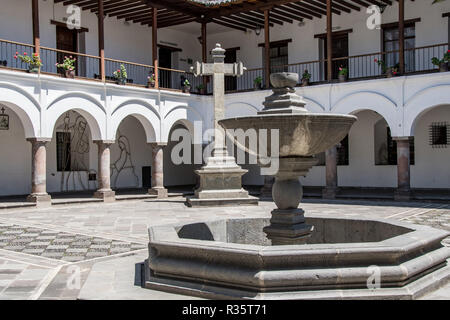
[
  {"x1": 383, "y1": 24, "x2": 416, "y2": 73},
  {"x1": 269, "y1": 43, "x2": 288, "y2": 74},
  {"x1": 56, "y1": 132, "x2": 71, "y2": 172},
  {"x1": 430, "y1": 122, "x2": 449, "y2": 148}
]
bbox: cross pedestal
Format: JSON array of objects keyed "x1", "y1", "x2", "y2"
[{"x1": 186, "y1": 44, "x2": 258, "y2": 207}]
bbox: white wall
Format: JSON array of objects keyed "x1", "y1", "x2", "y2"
[
  {"x1": 0, "y1": 110, "x2": 31, "y2": 196},
  {"x1": 412, "y1": 105, "x2": 450, "y2": 189}
]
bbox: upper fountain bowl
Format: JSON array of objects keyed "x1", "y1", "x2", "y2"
[
  {"x1": 220, "y1": 113, "x2": 356, "y2": 157},
  {"x1": 270, "y1": 72, "x2": 298, "y2": 88}
]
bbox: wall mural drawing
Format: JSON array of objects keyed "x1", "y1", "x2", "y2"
[
  {"x1": 111, "y1": 131, "x2": 139, "y2": 189},
  {"x1": 57, "y1": 111, "x2": 97, "y2": 192}
]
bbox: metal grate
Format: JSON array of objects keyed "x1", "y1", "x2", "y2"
[{"x1": 429, "y1": 122, "x2": 449, "y2": 148}]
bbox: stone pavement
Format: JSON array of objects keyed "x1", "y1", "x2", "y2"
[{"x1": 0, "y1": 197, "x2": 448, "y2": 300}]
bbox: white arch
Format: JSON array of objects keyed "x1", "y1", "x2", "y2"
[
  {"x1": 332, "y1": 91, "x2": 400, "y2": 136},
  {"x1": 110, "y1": 100, "x2": 160, "y2": 143},
  {"x1": 225, "y1": 102, "x2": 260, "y2": 117},
  {"x1": 303, "y1": 96, "x2": 325, "y2": 113},
  {"x1": 0, "y1": 82, "x2": 40, "y2": 137},
  {"x1": 163, "y1": 105, "x2": 204, "y2": 143},
  {"x1": 46, "y1": 92, "x2": 105, "y2": 140},
  {"x1": 404, "y1": 85, "x2": 450, "y2": 136}
]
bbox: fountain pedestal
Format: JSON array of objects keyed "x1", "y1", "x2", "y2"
[{"x1": 262, "y1": 156, "x2": 317, "y2": 245}]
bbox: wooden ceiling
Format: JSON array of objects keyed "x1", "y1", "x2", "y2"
[{"x1": 53, "y1": 0, "x2": 398, "y2": 30}]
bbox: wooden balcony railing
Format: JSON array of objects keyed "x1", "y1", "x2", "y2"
[{"x1": 0, "y1": 38, "x2": 448, "y2": 94}]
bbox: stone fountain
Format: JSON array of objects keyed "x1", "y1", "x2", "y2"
[{"x1": 144, "y1": 73, "x2": 450, "y2": 300}]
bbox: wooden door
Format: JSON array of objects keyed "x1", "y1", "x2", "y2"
[{"x1": 56, "y1": 26, "x2": 78, "y2": 75}]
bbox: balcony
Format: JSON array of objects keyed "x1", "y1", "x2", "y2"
[{"x1": 0, "y1": 38, "x2": 448, "y2": 94}]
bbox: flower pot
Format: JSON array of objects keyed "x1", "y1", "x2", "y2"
[
  {"x1": 254, "y1": 83, "x2": 261, "y2": 91},
  {"x1": 301, "y1": 78, "x2": 309, "y2": 87},
  {"x1": 385, "y1": 68, "x2": 397, "y2": 78},
  {"x1": 338, "y1": 74, "x2": 347, "y2": 82},
  {"x1": 439, "y1": 62, "x2": 449, "y2": 73},
  {"x1": 182, "y1": 85, "x2": 191, "y2": 93},
  {"x1": 27, "y1": 65, "x2": 39, "y2": 73},
  {"x1": 116, "y1": 78, "x2": 126, "y2": 85},
  {"x1": 65, "y1": 70, "x2": 75, "y2": 79},
  {"x1": 147, "y1": 81, "x2": 155, "y2": 88}
]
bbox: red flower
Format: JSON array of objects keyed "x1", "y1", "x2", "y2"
[
  {"x1": 14, "y1": 56, "x2": 17, "y2": 59},
  {"x1": 15, "y1": 52, "x2": 18, "y2": 55},
  {"x1": 374, "y1": 58, "x2": 378, "y2": 62},
  {"x1": 23, "y1": 52, "x2": 27, "y2": 56}
]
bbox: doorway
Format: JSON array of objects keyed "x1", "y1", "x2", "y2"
[
  {"x1": 159, "y1": 47, "x2": 172, "y2": 88},
  {"x1": 225, "y1": 48, "x2": 238, "y2": 92},
  {"x1": 56, "y1": 26, "x2": 78, "y2": 76},
  {"x1": 323, "y1": 34, "x2": 349, "y2": 80}
]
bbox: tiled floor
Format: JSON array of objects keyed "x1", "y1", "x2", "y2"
[{"x1": 0, "y1": 197, "x2": 448, "y2": 300}]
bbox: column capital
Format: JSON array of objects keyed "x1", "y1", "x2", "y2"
[
  {"x1": 27, "y1": 137, "x2": 51, "y2": 144},
  {"x1": 392, "y1": 136, "x2": 412, "y2": 142},
  {"x1": 93, "y1": 140, "x2": 115, "y2": 146},
  {"x1": 149, "y1": 142, "x2": 167, "y2": 148}
]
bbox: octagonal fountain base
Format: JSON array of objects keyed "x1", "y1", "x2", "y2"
[{"x1": 144, "y1": 216, "x2": 450, "y2": 300}]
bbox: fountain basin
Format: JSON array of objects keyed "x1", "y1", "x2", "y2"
[
  {"x1": 145, "y1": 217, "x2": 450, "y2": 300},
  {"x1": 220, "y1": 113, "x2": 357, "y2": 158}
]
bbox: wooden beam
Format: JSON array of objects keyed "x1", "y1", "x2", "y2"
[
  {"x1": 32, "y1": 0, "x2": 40, "y2": 54},
  {"x1": 398, "y1": 0, "x2": 405, "y2": 75},
  {"x1": 98, "y1": 0, "x2": 105, "y2": 82},
  {"x1": 152, "y1": 7, "x2": 159, "y2": 89},
  {"x1": 327, "y1": 0, "x2": 333, "y2": 81},
  {"x1": 264, "y1": 9, "x2": 270, "y2": 89}
]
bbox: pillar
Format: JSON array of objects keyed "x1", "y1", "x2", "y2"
[
  {"x1": 326, "y1": 0, "x2": 333, "y2": 81},
  {"x1": 149, "y1": 143, "x2": 168, "y2": 198},
  {"x1": 394, "y1": 138, "x2": 411, "y2": 201},
  {"x1": 260, "y1": 176, "x2": 275, "y2": 199},
  {"x1": 32, "y1": 0, "x2": 40, "y2": 55},
  {"x1": 398, "y1": 0, "x2": 405, "y2": 75},
  {"x1": 27, "y1": 138, "x2": 51, "y2": 206},
  {"x1": 323, "y1": 145, "x2": 338, "y2": 199},
  {"x1": 152, "y1": 7, "x2": 159, "y2": 89},
  {"x1": 201, "y1": 21, "x2": 208, "y2": 93},
  {"x1": 94, "y1": 140, "x2": 115, "y2": 202},
  {"x1": 264, "y1": 9, "x2": 271, "y2": 89},
  {"x1": 98, "y1": 0, "x2": 105, "y2": 82}
]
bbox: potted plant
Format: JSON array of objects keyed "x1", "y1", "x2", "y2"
[
  {"x1": 182, "y1": 78, "x2": 191, "y2": 93},
  {"x1": 338, "y1": 66, "x2": 348, "y2": 82},
  {"x1": 147, "y1": 73, "x2": 156, "y2": 88},
  {"x1": 55, "y1": 56, "x2": 76, "y2": 79},
  {"x1": 374, "y1": 59, "x2": 399, "y2": 78},
  {"x1": 254, "y1": 76, "x2": 262, "y2": 90},
  {"x1": 301, "y1": 70, "x2": 311, "y2": 86},
  {"x1": 113, "y1": 64, "x2": 128, "y2": 85},
  {"x1": 431, "y1": 50, "x2": 450, "y2": 72},
  {"x1": 14, "y1": 51, "x2": 42, "y2": 73},
  {"x1": 196, "y1": 83, "x2": 206, "y2": 95}
]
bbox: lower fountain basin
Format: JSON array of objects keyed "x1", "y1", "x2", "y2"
[{"x1": 145, "y1": 216, "x2": 450, "y2": 300}]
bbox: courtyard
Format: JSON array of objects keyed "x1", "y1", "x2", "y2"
[{"x1": 0, "y1": 197, "x2": 449, "y2": 300}]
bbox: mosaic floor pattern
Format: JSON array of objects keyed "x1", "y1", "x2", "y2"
[{"x1": 0, "y1": 223, "x2": 146, "y2": 262}]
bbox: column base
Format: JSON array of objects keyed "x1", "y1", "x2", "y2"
[
  {"x1": 27, "y1": 194, "x2": 52, "y2": 207},
  {"x1": 322, "y1": 187, "x2": 339, "y2": 200},
  {"x1": 94, "y1": 190, "x2": 116, "y2": 203},
  {"x1": 149, "y1": 187, "x2": 168, "y2": 199},
  {"x1": 263, "y1": 209, "x2": 314, "y2": 245},
  {"x1": 394, "y1": 189, "x2": 412, "y2": 201}
]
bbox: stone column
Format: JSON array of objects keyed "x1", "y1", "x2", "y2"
[
  {"x1": 149, "y1": 143, "x2": 168, "y2": 198},
  {"x1": 394, "y1": 138, "x2": 411, "y2": 201},
  {"x1": 27, "y1": 138, "x2": 51, "y2": 206},
  {"x1": 94, "y1": 140, "x2": 115, "y2": 202},
  {"x1": 322, "y1": 145, "x2": 338, "y2": 199},
  {"x1": 260, "y1": 176, "x2": 275, "y2": 200}
]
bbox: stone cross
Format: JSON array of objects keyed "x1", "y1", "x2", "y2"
[{"x1": 191, "y1": 43, "x2": 246, "y2": 158}]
